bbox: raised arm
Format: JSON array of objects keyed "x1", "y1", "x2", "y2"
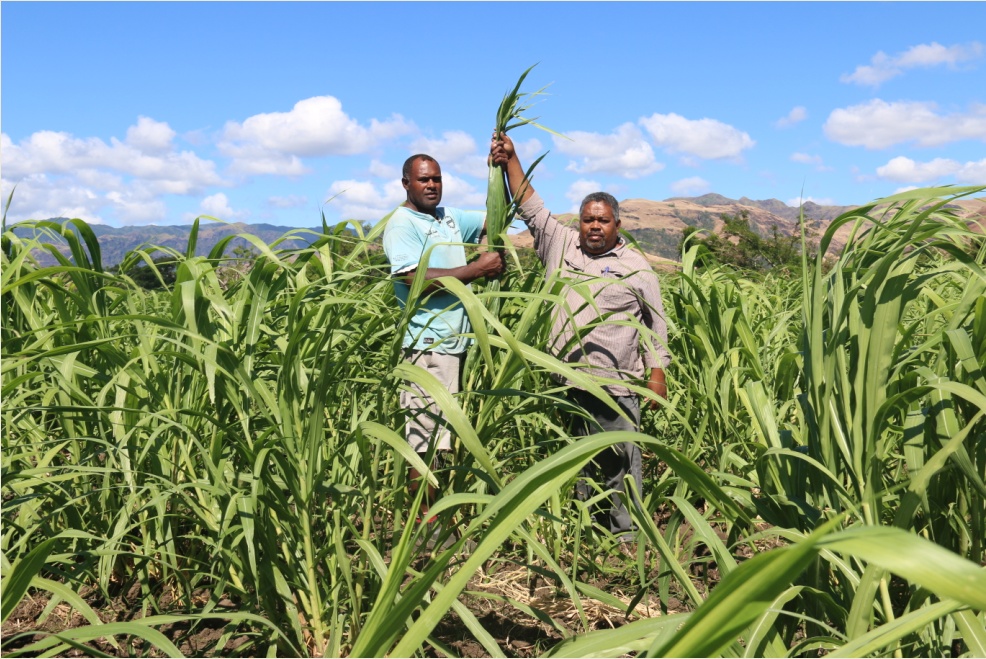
[
  {"x1": 489, "y1": 132, "x2": 576, "y2": 270},
  {"x1": 490, "y1": 133, "x2": 535, "y2": 205}
]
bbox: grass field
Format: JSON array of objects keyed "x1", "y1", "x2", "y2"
[{"x1": 2, "y1": 184, "x2": 985, "y2": 657}]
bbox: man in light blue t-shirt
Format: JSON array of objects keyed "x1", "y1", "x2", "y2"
[{"x1": 383, "y1": 153, "x2": 505, "y2": 519}]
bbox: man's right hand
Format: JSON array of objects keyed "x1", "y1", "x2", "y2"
[
  {"x1": 490, "y1": 132, "x2": 516, "y2": 166},
  {"x1": 489, "y1": 132, "x2": 534, "y2": 205},
  {"x1": 403, "y1": 251, "x2": 506, "y2": 292},
  {"x1": 472, "y1": 250, "x2": 507, "y2": 279}
]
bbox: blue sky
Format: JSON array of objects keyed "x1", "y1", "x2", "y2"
[{"x1": 2, "y1": 2, "x2": 985, "y2": 229}]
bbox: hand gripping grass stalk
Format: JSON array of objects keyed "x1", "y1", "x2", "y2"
[
  {"x1": 483, "y1": 65, "x2": 563, "y2": 313},
  {"x1": 486, "y1": 65, "x2": 553, "y2": 248},
  {"x1": 485, "y1": 65, "x2": 555, "y2": 248}
]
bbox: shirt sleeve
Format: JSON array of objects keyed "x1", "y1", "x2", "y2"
[
  {"x1": 456, "y1": 209, "x2": 486, "y2": 244},
  {"x1": 382, "y1": 215, "x2": 422, "y2": 275},
  {"x1": 635, "y1": 266, "x2": 672, "y2": 369},
  {"x1": 517, "y1": 191, "x2": 577, "y2": 268}
]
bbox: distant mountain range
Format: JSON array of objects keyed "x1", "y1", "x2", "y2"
[
  {"x1": 9, "y1": 193, "x2": 985, "y2": 268},
  {"x1": 7, "y1": 221, "x2": 326, "y2": 268}
]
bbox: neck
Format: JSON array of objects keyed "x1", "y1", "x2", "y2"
[{"x1": 404, "y1": 201, "x2": 438, "y2": 219}]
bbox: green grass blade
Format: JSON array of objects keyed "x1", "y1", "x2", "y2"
[{"x1": 1, "y1": 538, "x2": 58, "y2": 623}]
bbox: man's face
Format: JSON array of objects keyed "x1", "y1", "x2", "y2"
[
  {"x1": 403, "y1": 158, "x2": 443, "y2": 215},
  {"x1": 579, "y1": 201, "x2": 621, "y2": 255}
]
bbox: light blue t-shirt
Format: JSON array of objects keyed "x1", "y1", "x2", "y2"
[{"x1": 383, "y1": 205, "x2": 485, "y2": 354}]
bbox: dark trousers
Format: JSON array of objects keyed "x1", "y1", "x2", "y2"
[{"x1": 566, "y1": 389, "x2": 642, "y2": 540}]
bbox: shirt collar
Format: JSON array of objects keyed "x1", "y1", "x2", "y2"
[{"x1": 402, "y1": 204, "x2": 445, "y2": 222}]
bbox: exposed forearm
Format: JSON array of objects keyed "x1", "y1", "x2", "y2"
[
  {"x1": 426, "y1": 263, "x2": 484, "y2": 284},
  {"x1": 646, "y1": 367, "x2": 667, "y2": 405},
  {"x1": 503, "y1": 151, "x2": 535, "y2": 205},
  {"x1": 402, "y1": 254, "x2": 503, "y2": 293}
]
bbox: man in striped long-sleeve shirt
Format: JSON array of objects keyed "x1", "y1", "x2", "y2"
[{"x1": 491, "y1": 133, "x2": 671, "y2": 541}]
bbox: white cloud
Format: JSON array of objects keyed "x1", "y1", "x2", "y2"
[
  {"x1": 670, "y1": 176, "x2": 711, "y2": 196},
  {"x1": 514, "y1": 137, "x2": 545, "y2": 163},
  {"x1": 324, "y1": 174, "x2": 488, "y2": 223},
  {"x1": 958, "y1": 159, "x2": 986, "y2": 183},
  {"x1": 639, "y1": 113, "x2": 755, "y2": 160},
  {"x1": 824, "y1": 100, "x2": 986, "y2": 149},
  {"x1": 126, "y1": 116, "x2": 176, "y2": 154},
  {"x1": 218, "y1": 148, "x2": 309, "y2": 177},
  {"x1": 325, "y1": 179, "x2": 404, "y2": 222},
  {"x1": 841, "y1": 41, "x2": 984, "y2": 86},
  {"x1": 1, "y1": 121, "x2": 227, "y2": 225},
  {"x1": 368, "y1": 159, "x2": 399, "y2": 179},
  {"x1": 564, "y1": 179, "x2": 606, "y2": 214},
  {"x1": 219, "y1": 96, "x2": 415, "y2": 175},
  {"x1": 74, "y1": 169, "x2": 125, "y2": 190},
  {"x1": 897, "y1": 41, "x2": 982, "y2": 67},
  {"x1": 2, "y1": 126, "x2": 224, "y2": 193},
  {"x1": 410, "y1": 132, "x2": 476, "y2": 159},
  {"x1": 554, "y1": 123, "x2": 663, "y2": 179},
  {"x1": 1, "y1": 172, "x2": 106, "y2": 224},
  {"x1": 0, "y1": 171, "x2": 172, "y2": 226},
  {"x1": 106, "y1": 190, "x2": 168, "y2": 224},
  {"x1": 410, "y1": 130, "x2": 488, "y2": 178},
  {"x1": 328, "y1": 142, "x2": 550, "y2": 221},
  {"x1": 876, "y1": 156, "x2": 958, "y2": 182},
  {"x1": 775, "y1": 106, "x2": 807, "y2": 129},
  {"x1": 198, "y1": 193, "x2": 249, "y2": 222},
  {"x1": 433, "y1": 172, "x2": 486, "y2": 210},
  {"x1": 876, "y1": 156, "x2": 986, "y2": 184}
]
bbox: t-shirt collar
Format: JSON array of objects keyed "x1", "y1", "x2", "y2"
[{"x1": 402, "y1": 204, "x2": 445, "y2": 222}]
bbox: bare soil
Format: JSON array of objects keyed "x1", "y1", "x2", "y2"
[
  {"x1": 2, "y1": 509, "x2": 730, "y2": 657},
  {"x1": 1, "y1": 546, "x2": 695, "y2": 658}
]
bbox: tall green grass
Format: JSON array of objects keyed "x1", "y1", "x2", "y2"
[{"x1": 3, "y1": 184, "x2": 985, "y2": 657}]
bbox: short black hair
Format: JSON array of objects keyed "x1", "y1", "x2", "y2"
[
  {"x1": 579, "y1": 192, "x2": 620, "y2": 223},
  {"x1": 402, "y1": 154, "x2": 439, "y2": 179}
]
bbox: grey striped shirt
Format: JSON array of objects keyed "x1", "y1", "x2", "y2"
[{"x1": 519, "y1": 192, "x2": 671, "y2": 396}]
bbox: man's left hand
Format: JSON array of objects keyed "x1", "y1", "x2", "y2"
[{"x1": 646, "y1": 368, "x2": 667, "y2": 409}]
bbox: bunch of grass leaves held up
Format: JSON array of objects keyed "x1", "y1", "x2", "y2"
[
  {"x1": 459, "y1": 64, "x2": 559, "y2": 377},
  {"x1": 485, "y1": 64, "x2": 559, "y2": 247},
  {"x1": 482, "y1": 65, "x2": 566, "y2": 314}
]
